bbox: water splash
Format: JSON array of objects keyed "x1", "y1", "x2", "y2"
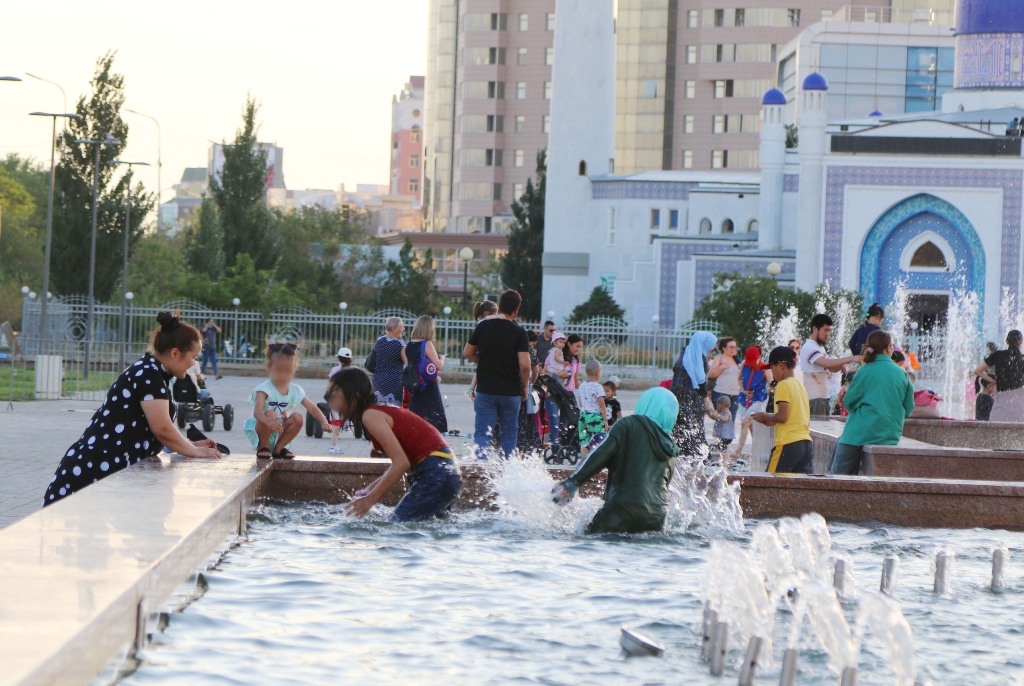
[
  {"x1": 791, "y1": 581, "x2": 858, "y2": 671},
  {"x1": 667, "y1": 459, "x2": 744, "y2": 533},
  {"x1": 887, "y1": 278, "x2": 910, "y2": 351},
  {"x1": 703, "y1": 541, "x2": 778, "y2": 661},
  {"x1": 828, "y1": 295, "x2": 857, "y2": 358},
  {"x1": 855, "y1": 592, "x2": 917, "y2": 686},
  {"x1": 758, "y1": 305, "x2": 801, "y2": 351},
  {"x1": 939, "y1": 287, "x2": 980, "y2": 420}
]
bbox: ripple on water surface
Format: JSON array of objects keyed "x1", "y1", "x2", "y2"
[{"x1": 120, "y1": 501, "x2": 1024, "y2": 686}]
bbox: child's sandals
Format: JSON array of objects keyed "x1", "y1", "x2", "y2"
[
  {"x1": 274, "y1": 448, "x2": 296, "y2": 460},
  {"x1": 256, "y1": 446, "x2": 273, "y2": 460}
]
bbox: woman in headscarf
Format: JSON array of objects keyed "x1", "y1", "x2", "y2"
[
  {"x1": 552, "y1": 387, "x2": 679, "y2": 534},
  {"x1": 669, "y1": 331, "x2": 720, "y2": 458}
]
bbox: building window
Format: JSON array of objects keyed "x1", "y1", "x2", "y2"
[
  {"x1": 486, "y1": 149, "x2": 503, "y2": 166},
  {"x1": 460, "y1": 182, "x2": 493, "y2": 200},
  {"x1": 486, "y1": 114, "x2": 504, "y2": 132},
  {"x1": 788, "y1": 9, "x2": 801, "y2": 27},
  {"x1": 515, "y1": 115, "x2": 526, "y2": 133},
  {"x1": 487, "y1": 81, "x2": 505, "y2": 98},
  {"x1": 713, "y1": 115, "x2": 726, "y2": 133},
  {"x1": 686, "y1": 46, "x2": 697, "y2": 64},
  {"x1": 735, "y1": 8, "x2": 745, "y2": 26},
  {"x1": 684, "y1": 115, "x2": 694, "y2": 134},
  {"x1": 409, "y1": 179, "x2": 419, "y2": 193},
  {"x1": 683, "y1": 150, "x2": 693, "y2": 168},
  {"x1": 650, "y1": 209, "x2": 661, "y2": 229},
  {"x1": 644, "y1": 80, "x2": 658, "y2": 98},
  {"x1": 546, "y1": 12, "x2": 556, "y2": 31},
  {"x1": 492, "y1": 183, "x2": 502, "y2": 200},
  {"x1": 731, "y1": 150, "x2": 759, "y2": 168},
  {"x1": 821, "y1": 9, "x2": 834, "y2": 21},
  {"x1": 669, "y1": 209, "x2": 679, "y2": 229},
  {"x1": 699, "y1": 218, "x2": 712, "y2": 234},
  {"x1": 712, "y1": 150, "x2": 727, "y2": 168},
  {"x1": 608, "y1": 208, "x2": 616, "y2": 245},
  {"x1": 542, "y1": 115, "x2": 551, "y2": 133},
  {"x1": 687, "y1": 9, "x2": 698, "y2": 28},
  {"x1": 464, "y1": 47, "x2": 506, "y2": 65},
  {"x1": 514, "y1": 149, "x2": 525, "y2": 167},
  {"x1": 910, "y1": 242, "x2": 948, "y2": 268},
  {"x1": 722, "y1": 218, "x2": 734, "y2": 233},
  {"x1": 545, "y1": 47, "x2": 554, "y2": 66},
  {"x1": 518, "y1": 47, "x2": 528, "y2": 66},
  {"x1": 516, "y1": 81, "x2": 527, "y2": 99},
  {"x1": 519, "y1": 12, "x2": 528, "y2": 31},
  {"x1": 578, "y1": 160, "x2": 587, "y2": 176},
  {"x1": 410, "y1": 154, "x2": 420, "y2": 167},
  {"x1": 465, "y1": 13, "x2": 507, "y2": 31},
  {"x1": 513, "y1": 182, "x2": 524, "y2": 199},
  {"x1": 714, "y1": 8, "x2": 725, "y2": 26},
  {"x1": 714, "y1": 80, "x2": 734, "y2": 98},
  {"x1": 544, "y1": 81, "x2": 552, "y2": 99},
  {"x1": 685, "y1": 81, "x2": 696, "y2": 99},
  {"x1": 747, "y1": 219, "x2": 759, "y2": 233}
]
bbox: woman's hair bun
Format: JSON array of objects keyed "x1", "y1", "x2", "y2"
[{"x1": 156, "y1": 311, "x2": 180, "y2": 332}]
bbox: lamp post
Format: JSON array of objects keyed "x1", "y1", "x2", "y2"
[
  {"x1": 443, "y1": 306, "x2": 452, "y2": 359},
  {"x1": 125, "y1": 292, "x2": 134, "y2": 346},
  {"x1": 231, "y1": 298, "x2": 241, "y2": 361},
  {"x1": 652, "y1": 315, "x2": 660, "y2": 368},
  {"x1": 1, "y1": 76, "x2": 22, "y2": 82},
  {"x1": 73, "y1": 134, "x2": 121, "y2": 379},
  {"x1": 28, "y1": 112, "x2": 81, "y2": 354},
  {"x1": 767, "y1": 261, "x2": 782, "y2": 277},
  {"x1": 114, "y1": 160, "x2": 149, "y2": 369},
  {"x1": 459, "y1": 246, "x2": 474, "y2": 312},
  {"x1": 338, "y1": 302, "x2": 348, "y2": 352},
  {"x1": 124, "y1": 109, "x2": 162, "y2": 229}
]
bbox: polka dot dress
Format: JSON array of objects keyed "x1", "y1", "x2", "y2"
[{"x1": 42, "y1": 353, "x2": 172, "y2": 507}]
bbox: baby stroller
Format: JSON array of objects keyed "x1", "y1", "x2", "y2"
[
  {"x1": 536, "y1": 374, "x2": 580, "y2": 465},
  {"x1": 172, "y1": 374, "x2": 234, "y2": 432}
]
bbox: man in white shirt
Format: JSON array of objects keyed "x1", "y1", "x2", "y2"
[{"x1": 800, "y1": 314, "x2": 861, "y2": 418}]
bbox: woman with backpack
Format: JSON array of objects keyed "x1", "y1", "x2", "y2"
[{"x1": 402, "y1": 315, "x2": 448, "y2": 433}]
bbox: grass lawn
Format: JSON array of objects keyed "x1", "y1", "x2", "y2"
[{"x1": 0, "y1": 364, "x2": 118, "y2": 401}]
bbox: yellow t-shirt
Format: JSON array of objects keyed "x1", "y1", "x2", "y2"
[{"x1": 773, "y1": 376, "x2": 811, "y2": 447}]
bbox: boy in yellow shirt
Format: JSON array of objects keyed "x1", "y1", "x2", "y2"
[{"x1": 751, "y1": 346, "x2": 813, "y2": 474}]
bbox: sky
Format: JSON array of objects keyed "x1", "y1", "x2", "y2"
[{"x1": 0, "y1": 0, "x2": 428, "y2": 209}]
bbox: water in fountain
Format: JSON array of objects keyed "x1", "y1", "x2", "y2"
[
  {"x1": 887, "y1": 279, "x2": 911, "y2": 351},
  {"x1": 855, "y1": 592, "x2": 917, "y2": 686},
  {"x1": 791, "y1": 581, "x2": 858, "y2": 673},
  {"x1": 703, "y1": 540, "x2": 778, "y2": 660},
  {"x1": 826, "y1": 294, "x2": 856, "y2": 359},
  {"x1": 758, "y1": 305, "x2": 801, "y2": 351},
  {"x1": 939, "y1": 286, "x2": 981, "y2": 420},
  {"x1": 833, "y1": 551, "x2": 857, "y2": 602}
]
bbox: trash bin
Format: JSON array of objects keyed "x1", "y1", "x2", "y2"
[{"x1": 34, "y1": 354, "x2": 62, "y2": 400}]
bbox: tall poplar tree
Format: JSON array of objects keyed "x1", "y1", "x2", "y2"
[{"x1": 500, "y1": 151, "x2": 545, "y2": 320}]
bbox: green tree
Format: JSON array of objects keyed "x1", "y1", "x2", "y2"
[
  {"x1": 209, "y1": 96, "x2": 277, "y2": 271},
  {"x1": 500, "y1": 150, "x2": 546, "y2": 320},
  {"x1": 126, "y1": 232, "x2": 190, "y2": 306},
  {"x1": 51, "y1": 51, "x2": 153, "y2": 300},
  {"x1": 693, "y1": 272, "x2": 815, "y2": 347},
  {"x1": 184, "y1": 199, "x2": 225, "y2": 279},
  {"x1": 0, "y1": 164, "x2": 41, "y2": 325},
  {"x1": 379, "y1": 238, "x2": 437, "y2": 314},
  {"x1": 567, "y1": 285, "x2": 626, "y2": 325},
  {"x1": 336, "y1": 243, "x2": 387, "y2": 312}
]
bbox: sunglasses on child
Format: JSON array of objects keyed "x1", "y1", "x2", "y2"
[{"x1": 268, "y1": 342, "x2": 298, "y2": 352}]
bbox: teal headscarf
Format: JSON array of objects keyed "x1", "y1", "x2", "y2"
[
  {"x1": 635, "y1": 387, "x2": 679, "y2": 434},
  {"x1": 682, "y1": 331, "x2": 719, "y2": 389}
]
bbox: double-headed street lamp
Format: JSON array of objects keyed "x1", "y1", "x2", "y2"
[
  {"x1": 29, "y1": 111, "x2": 82, "y2": 354},
  {"x1": 114, "y1": 160, "x2": 149, "y2": 368},
  {"x1": 0, "y1": 76, "x2": 22, "y2": 82},
  {"x1": 73, "y1": 134, "x2": 121, "y2": 379}
]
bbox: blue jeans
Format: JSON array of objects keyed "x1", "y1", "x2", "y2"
[
  {"x1": 474, "y1": 391, "x2": 521, "y2": 459},
  {"x1": 201, "y1": 345, "x2": 218, "y2": 375},
  {"x1": 392, "y1": 454, "x2": 462, "y2": 521},
  {"x1": 829, "y1": 443, "x2": 864, "y2": 475},
  {"x1": 544, "y1": 396, "x2": 560, "y2": 444}
]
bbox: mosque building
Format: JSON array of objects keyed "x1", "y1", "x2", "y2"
[{"x1": 542, "y1": 0, "x2": 1022, "y2": 334}]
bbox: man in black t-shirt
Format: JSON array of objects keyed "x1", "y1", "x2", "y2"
[
  {"x1": 975, "y1": 330, "x2": 1024, "y2": 422},
  {"x1": 464, "y1": 290, "x2": 531, "y2": 458}
]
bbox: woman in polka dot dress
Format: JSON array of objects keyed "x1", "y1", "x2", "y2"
[{"x1": 42, "y1": 313, "x2": 222, "y2": 507}]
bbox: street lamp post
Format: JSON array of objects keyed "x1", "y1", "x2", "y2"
[
  {"x1": 338, "y1": 302, "x2": 348, "y2": 351},
  {"x1": 459, "y1": 246, "x2": 474, "y2": 312},
  {"x1": 442, "y1": 306, "x2": 452, "y2": 359},
  {"x1": 114, "y1": 160, "x2": 150, "y2": 369},
  {"x1": 126, "y1": 292, "x2": 134, "y2": 346},
  {"x1": 125, "y1": 109, "x2": 162, "y2": 229},
  {"x1": 30, "y1": 112, "x2": 82, "y2": 354},
  {"x1": 74, "y1": 134, "x2": 121, "y2": 379},
  {"x1": 232, "y1": 298, "x2": 240, "y2": 362},
  {"x1": 0, "y1": 76, "x2": 22, "y2": 82}
]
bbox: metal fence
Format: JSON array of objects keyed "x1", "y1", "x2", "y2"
[{"x1": 4, "y1": 296, "x2": 723, "y2": 401}]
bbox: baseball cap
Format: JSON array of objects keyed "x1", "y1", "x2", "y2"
[
  {"x1": 767, "y1": 345, "x2": 797, "y2": 366},
  {"x1": 337, "y1": 347, "x2": 353, "y2": 358}
]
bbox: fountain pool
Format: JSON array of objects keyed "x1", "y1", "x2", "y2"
[{"x1": 118, "y1": 501, "x2": 1024, "y2": 686}]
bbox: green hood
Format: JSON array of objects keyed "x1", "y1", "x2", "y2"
[{"x1": 635, "y1": 387, "x2": 679, "y2": 435}]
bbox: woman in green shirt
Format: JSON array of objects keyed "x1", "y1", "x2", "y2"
[{"x1": 830, "y1": 331, "x2": 915, "y2": 475}]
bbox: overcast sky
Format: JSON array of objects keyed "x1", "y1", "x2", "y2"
[{"x1": 0, "y1": 0, "x2": 428, "y2": 204}]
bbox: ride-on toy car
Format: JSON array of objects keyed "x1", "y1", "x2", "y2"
[{"x1": 172, "y1": 374, "x2": 234, "y2": 432}]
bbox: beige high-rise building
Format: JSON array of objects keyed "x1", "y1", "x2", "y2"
[
  {"x1": 424, "y1": 0, "x2": 555, "y2": 234},
  {"x1": 616, "y1": 0, "x2": 952, "y2": 174}
]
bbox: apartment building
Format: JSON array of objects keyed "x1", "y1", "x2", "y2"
[
  {"x1": 390, "y1": 76, "x2": 425, "y2": 203},
  {"x1": 423, "y1": 0, "x2": 555, "y2": 234}
]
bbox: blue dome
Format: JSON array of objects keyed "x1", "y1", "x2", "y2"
[
  {"x1": 868, "y1": 110, "x2": 884, "y2": 118},
  {"x1": 802, "y1": 72, "x2": 829, "y2": 91},
  {"x1": 957, "y1": 0, "x2": 1024, "y2": 36},
  {"x1": 761, "y1": 88, "x2": 787, "y2": 106}
]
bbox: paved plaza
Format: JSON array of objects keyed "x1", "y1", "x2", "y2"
[{"x1": 0, "y1": 374, "x2": 647, "y2": 530}]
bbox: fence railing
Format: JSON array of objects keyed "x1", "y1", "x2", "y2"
[{"x1": 4, "y1": 296, "x2": 722, "y2": 401}]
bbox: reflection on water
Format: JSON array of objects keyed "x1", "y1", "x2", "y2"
[{"x1": 118, "y1": 497, "x2": 1024, "y2": 686}]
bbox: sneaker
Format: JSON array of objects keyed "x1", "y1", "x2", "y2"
[
  {"x1": 215, "y1": 375, "x2": 223, "y2": 380},
  {"x1": 328, "y1": 446, "x2": 344, "y2": 455}
]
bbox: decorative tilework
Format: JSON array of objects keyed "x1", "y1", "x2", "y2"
[
  {"x1": 784, "y1": 175, "x2": 800, "y2": 192},
  {"x1": 859, "y1": 196, "x2": 985, "y2": 312},
  {"x1": 693, "y1": 258, "x2": 796, "y2": 308},
  {"x1": 657, "y1": 241, "x2": 758, "y2": 327},
  {"x1": 822, "y1": 165, "x2": 1022, "y2": 305},
  {"x1": 592, "y1": 181, "x2": 695, "y2": 201},
  {"x1": 956, "y1": 33, "x2": 1024, "y2": 88}
]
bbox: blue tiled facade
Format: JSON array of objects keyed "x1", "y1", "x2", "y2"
[
  {"x1": 658, "y1": 242, "x2": 758, "y2": 326},
  {"x1": 592, "y1": 181, "x2": 695, "y2": 201}
]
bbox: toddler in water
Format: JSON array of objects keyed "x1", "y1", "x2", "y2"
[
  {"x1": 325, "y1": 347, "x2": 354, "y2": 454},
  {"x1": 577, "y1": 360, "x2": 609, "y2": 459},
  {"x1": 245, "y1": 342, "x2": 332, "y2": 459}
]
